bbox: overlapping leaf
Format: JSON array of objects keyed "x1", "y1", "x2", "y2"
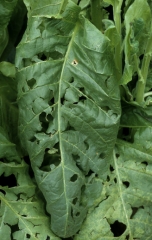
[
  {"x1": 0, "y1": 63, "x2": 19, "y2": 147},
  {"x1": 0, "y1": 0, "x2": 18, "y2": 57},
  {"x1": 0, "y1": 154, "x2": 60, "y2": 240},
  {"x1": 16, "y1": 0, "x2": 120, "y2": 237},
  {"x1": 75, "y1": 127, "x2": 152, "y2": 239},
  {"x1": 122, "y1": 0, "x2": 151, "y2": 84},
  {"x1": 0, "y1": 60, "x2": 59, "y2": 240}
]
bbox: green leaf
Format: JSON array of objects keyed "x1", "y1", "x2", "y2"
[
  {"x1": 121, "y1": 0, "x2": 151, "y2": 84},
  {"x1": 0, "y1": 116, "x2": 60, "y2": 239},
  {"x1": 120, "y1": 103, "x2": 152, "y2": 128},
  {"x1": 0, "y1": 126, "x2": 20, "y2": 162},
  {"x1": 0, "y1": 62, "x2": 16, "y2": 78},
  {"x1": 103, "y1": 20, "x2": 120, "y2": 48},
  {"x1": 75, "y1": 128, "x2": 152, "y2": 239},
  {"x1": 0, "y1": 161, "x2": 60, "y2": 240},
  {"x1": 0, "y1": 0, "x2": 18, "y2": 57},
  {"x1": 23, "y1": 0, "x2": 68, "y2": 18},
  {"x1": 16, "y1": 1, "x2": 120, "y2": 238},
  {"x1": 0, "y1": 0, "x2": 27, "y2": 63},
  {"x1": 0, "y1": 72, "x2": 18, "y2": 144},
  {"x1": 103, "y1": 0, "x2": 119, "y2": 6},
  {"x1": 79, "y1": 0, "x2": 90, "y2": 9}
]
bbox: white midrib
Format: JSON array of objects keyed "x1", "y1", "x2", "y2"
[
  {"x1": 57, "y1": 23, "x2": 79, "y2": 236},
  {"x1": 113, "y1": 149, "x2": 133, "y2": 240}
]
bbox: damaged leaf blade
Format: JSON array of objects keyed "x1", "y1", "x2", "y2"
[{"x1": 16, "y1": 1, "x2": 120, "y2": 238}]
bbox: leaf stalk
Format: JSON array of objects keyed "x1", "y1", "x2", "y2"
[
  {"x1": 113, "y1": 1, "x2": 123, "y2": 77},
  {"x1": 91, "y1": 0, "x2": 102, "y2": 31},
  {"x1": 135, "y1": 28, "x2": 152, "y2": 104}
]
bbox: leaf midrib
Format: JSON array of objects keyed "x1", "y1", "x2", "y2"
[{"x1": 57, "y1": 21, "x2": 80, "y2": 236}]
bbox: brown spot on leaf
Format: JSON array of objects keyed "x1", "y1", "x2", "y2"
[{"x1": 72, "y1": 59, "x2": 78, "y2": 65}]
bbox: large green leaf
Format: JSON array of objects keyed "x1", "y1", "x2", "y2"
[
  {"x1": 75, "y1": 127, "x2": 152, "y2": 239},
  {"x1": 16, "y1": 1, "x2": 120, "y2": 237}
]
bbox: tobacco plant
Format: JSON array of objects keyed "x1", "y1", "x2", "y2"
[{"x1": 1, "y1": 0, "x2": 152, "y2": 239}]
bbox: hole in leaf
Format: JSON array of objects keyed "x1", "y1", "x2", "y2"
[
  {"x1": 47, "y1": 114, "x2": 53, "y2": 122},
  {"x1": 49, "y1": 97, "x2": 55, "y2": 106},
  {"x1": 46, "y1": 236, "x2": 51, "y2": 240},
  {"x1": 54, "y1": 142, "x2": 60, "y2": 152},
  {"x1": 70, "y1": 174, "x2": 78, "y2": 182},
  {"x1": 123, "y1": 181, "x2": 130, "y2": 188},
  {"x1": 71, "y1": 208, "x2": 73, "y2": 218},
  {"x1": 26, "y1": 234, "x2": 31, "y2": 239},
  {"x1": 79, "y1": 95, "x2": 86, "y2": 102},
  {"x1": 67, "y1": 124, "x2": 75, "y2": 131},
  {"x1": 79, "y1": 87, "x2": 85, "y2": 94},
  {"x1": 102, "y1": 106, "x2": 111, "y2": 112},
  {"x1": 84, "y1": 141, "x2": 89, "y2": 150},
  {"x1": 130, "y1": 206, "x2": 144, "y2": 219},
  {"x1": 72, "y1": 154, "x2": 79, "y2": 162},
  {"x1": 76, "y1": 212, "x2": 80, "y2": 216},
  {"x1": 130, "y1": 207, "x2": 138, "y2": 219},
  {"x1": 69, "y1": 77, "x2": 74, "y2": 84},
  {"x1": 22, "y1": 87, "x2": 25, "y2": 92},
  {"x1": 99, "y1": 153, "x2": 106, "y2": 159},
  {"x1": 0, "y1": 174, "x2": 17, "y2": 187},
  {"x1": 72, "y1": 197, "x2": 78, "y2": 205},
  {"x1": 11, "y1": 224, "x2": 20, "y2": 239},
  {"x1": 110, "y1": 165, "x2": 114, "y2": 172},
  {"x1": 141, "y1": 161, "x2": 148, "y2": 166},
  {"x1": 61, "y1": 97, "x2": 64, "y2": 105},
  {"x1": 27, "y1": 78, "x2": 36, "y2": 88},
  {"x1": 0, "y1": 189, "x2": 6, "y2": 195},
  {"x1": 116, "y1": 153, "x2": 120, "y2": 158},
  {"x1": 30, "y1": 136, "x2": 37, "y2": 142},
  {"x1": 106, "y1": 175, "x2": 110, "y2": 182},
  {"x1": 39, "y1": 53, "x2": 47, "y2": 61},
  {"x1": 126, "y1": 234, "x2": 129, "y2": 240},
  {"x1": 110, "y1": 220, "x2": 126, "y2": 236},
  {"x1": 114, "y1": 178, "x2": 117, "y2": 183},
  {"x1": 39, "y1": 112, "x2": 49, "y2": 132},
  {"x1": 40, "y1": 148, "x2": 60, "y2": 172},
  {"x1": 86, "y1": 169, "x2": 94, "y2": 177},
  {"x1": 39, "y1": 112, "x2": 47, "y2": 122}
]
